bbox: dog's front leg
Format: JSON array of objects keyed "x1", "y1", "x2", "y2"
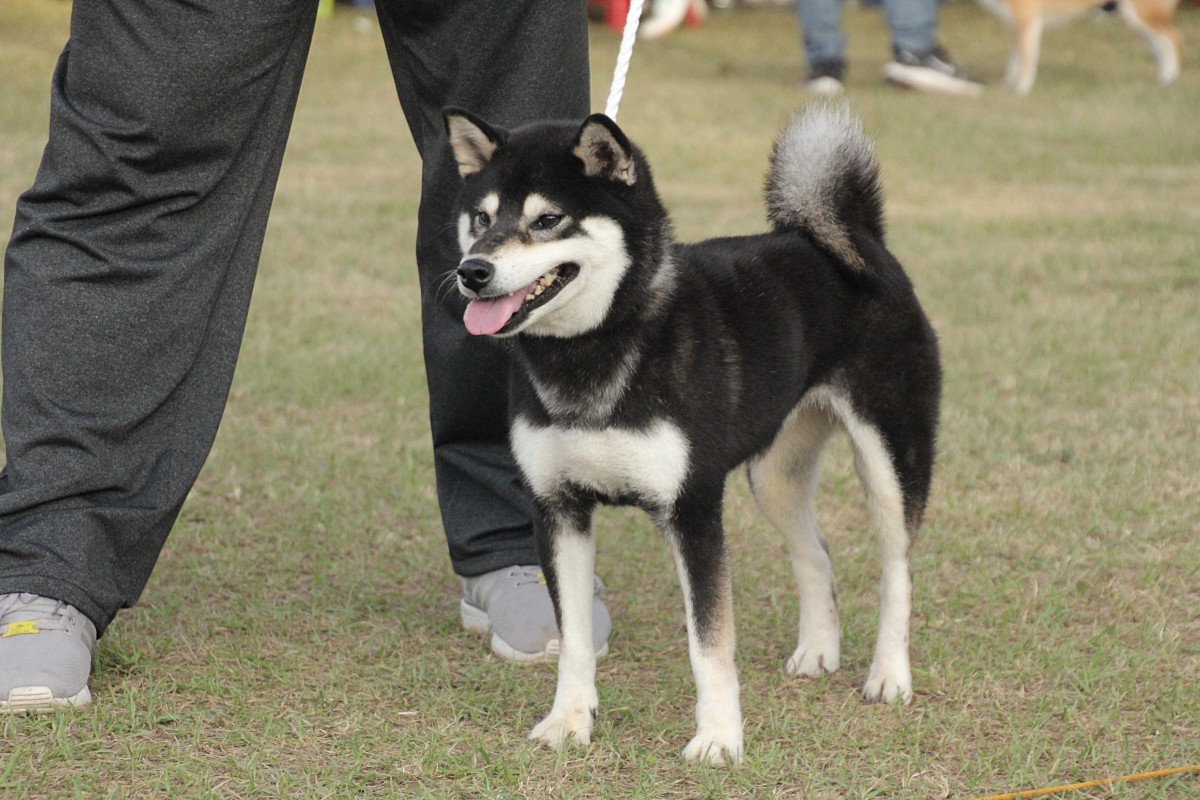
[
  {"x1": 529, "y1": 511, "x2": 599, "y2": 750},
  {"x1": 1009, "y1": 13, "x2": 1043, "y2": 94},
  {"x1": 667, "y1": 497, "x2": 744, "y2": 766}
]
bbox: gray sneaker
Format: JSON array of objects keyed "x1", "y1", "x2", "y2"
[
  {"x1": 0, "y1": 593, "x2": 97, "y2": 713},
  {"x1": 461, "y1": 566, "x2": 611, "y2": 664}
]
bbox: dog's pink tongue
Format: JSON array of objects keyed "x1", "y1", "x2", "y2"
[{"x1": 464, "y1": 291, "x2": 527, "y2": 336}]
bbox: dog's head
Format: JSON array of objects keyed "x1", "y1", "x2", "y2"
[{"x1": 444, "y1": 109, "x2": 669, "y2": 338}]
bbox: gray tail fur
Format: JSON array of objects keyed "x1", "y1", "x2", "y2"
[{"x1": 765, "y1": 102, "x2": 889, "y2": 281}]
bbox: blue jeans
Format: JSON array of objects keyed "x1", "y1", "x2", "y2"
[{"x1": 795, "y1": 0, "x2": 937, "y2": 67}]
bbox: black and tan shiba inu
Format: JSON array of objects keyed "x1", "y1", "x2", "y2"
[{"x1": 444, "y1": 103, "x2": 942, "y2": 765}]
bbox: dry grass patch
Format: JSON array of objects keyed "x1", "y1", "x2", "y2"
[{"x1": 2, "y1": 0, "x2": 1199, "y2": 797}]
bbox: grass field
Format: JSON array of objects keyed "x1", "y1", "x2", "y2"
[{"x1": 2, "y1": 1, "x2": 1199, "y2": 797}]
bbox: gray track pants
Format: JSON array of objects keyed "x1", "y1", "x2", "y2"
[{"x1": 0, "y1": 0, "x2": 589, "y2": 636}]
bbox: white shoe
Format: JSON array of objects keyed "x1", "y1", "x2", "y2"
[{"x1": 639, "y1": 0, "x2": 706, "y2": 40}]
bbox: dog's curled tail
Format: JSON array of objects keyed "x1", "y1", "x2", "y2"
[{"x1": 765, "y1": 102, "x2": 888, "y2": 281}]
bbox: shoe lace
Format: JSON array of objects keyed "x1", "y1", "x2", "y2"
[
  {"x1": 506, "y1": 566, "x2": 546, "y2": 588},
  {"x1": 505, "y1": 567, "x2": 606, "y2": 594},
  {"x1": 0, "y1": 593, "x2": 75, "y2": 633}
]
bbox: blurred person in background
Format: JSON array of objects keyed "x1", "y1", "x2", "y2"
[{"x1": 795, "y1": 0, "x2": 982, "y2": 95}]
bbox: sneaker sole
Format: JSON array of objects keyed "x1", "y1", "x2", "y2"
[
  {"x1": 805, "y1": 76, "x2": 845, "y2": 97},
  {"x1": 0, "y1": 685, "x2": 92, "y2": 714},
  {"x1": 459, "y1": 599, "x2": 608, "y2": 665},
  {"x1": 883, "y1": 63, "x2": 983, "y2": 97},
  {"x1": 493, "y1": 635, "x2": 608, "y2": 665}
]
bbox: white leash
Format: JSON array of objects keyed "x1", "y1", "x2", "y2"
[{"x1": 603, "y1": 0, "x2": 646, "y2": 122}]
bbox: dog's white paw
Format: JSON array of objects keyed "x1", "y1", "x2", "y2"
[
  {"x1": 862, "y1": 662, "x2": 912, "y2": 704},
  {"x1": 682, "y1": 727, "x2": 744, "y2": 767},
  {"x1": 529, "y1": 703, "x2": 597, "y2": 750},
  {"x1": 784, "y1": 641, "x2": 840, "y2": 678}
]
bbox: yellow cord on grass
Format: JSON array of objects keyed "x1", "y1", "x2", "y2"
[{"x1": 970, "y1": 764, "x2": 1200, "y2": 800}]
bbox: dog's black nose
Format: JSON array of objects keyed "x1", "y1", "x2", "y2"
[{"x1": 457, "y1": 258, "x2": 495, "y2": 292}]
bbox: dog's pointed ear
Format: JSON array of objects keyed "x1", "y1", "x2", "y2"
[
  {"x1": 572, "y1": 114, "x2": 637, "y2": 186},
  {"x1": 444, "y1": 108, "x2": 504, "y2": 178}
]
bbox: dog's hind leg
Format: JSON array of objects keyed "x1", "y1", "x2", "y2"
[
  {"x1": 529, "y1": 514, "x2": 600, "y2": 750},
  {"x1": 666, "y1": 494, "x2": 744, "y2": 766},
  {"x1": 1118, "y1": 0, "x2": 1181, "y2": 84},
  {"x1": 821, "y1": 394, "x2": 915, "y2": 704},
  {"x1": 748, "y1": 404, "x2": 841, "y2": 680}
]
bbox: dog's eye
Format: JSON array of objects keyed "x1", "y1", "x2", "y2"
[
  {"x1": 473, "y1": 211, "x2": 491, "y2": 229},
  {"x1": 531, "y1": 214, "x2": 563, "y2": 231}
]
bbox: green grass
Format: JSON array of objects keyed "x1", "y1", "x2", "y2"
[{"x1": 2, "y1": 1, "x2": 1199, "y2": 797}]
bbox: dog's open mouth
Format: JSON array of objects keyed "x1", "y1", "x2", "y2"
[{"x1": 463, "y1": 263, "x2": 580, "y2": 336}]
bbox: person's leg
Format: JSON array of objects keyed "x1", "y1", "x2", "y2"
[
  {"x1": 793, "y1": 0, "x2": 847, "y2": 94},
  {"x1": 0, "y1": 0, "x2": 318, "y2": 709},
  {"x1": 373, "y1": 0, "x2": 609, "y2": 662},
  {"x1": 880, "y1": 0, "x2": 981, "y2": 94},
  {"x1": 374, "y1": 0, "x2": 589, "y2": 578},
  {"x1": 881, "y1": 0, "x2": 937, "y2": 56},
  {"x1": 794, "y1": 0, "x2": 847, "y2": 71}
]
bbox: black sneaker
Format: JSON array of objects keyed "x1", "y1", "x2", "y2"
[
  {"x1": 805, "y1": 60, "x2": 846, "y2": 96},
  {"x1": 883, "y1": 45, "x2": 982, "y2": 96}
]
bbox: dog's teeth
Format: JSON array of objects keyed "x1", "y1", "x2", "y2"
[
  {"x1": 534, "y1": 285, "x2": 545, "y2": 296},
  {"x1": 525, "y1": 293, "x2": 535, "y2": 301}
]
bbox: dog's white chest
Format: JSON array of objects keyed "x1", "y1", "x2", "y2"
[{"x1": 512, "y1": 417, "x2": 690, "y2": 506}]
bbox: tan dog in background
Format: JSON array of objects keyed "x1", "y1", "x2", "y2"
[{"x1": 978, "y1": 0, "x2": 1181, "y2": 93}]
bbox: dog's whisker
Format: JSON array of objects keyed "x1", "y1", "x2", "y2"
[{"x1": 433, "y1": 269, "x2": 461, "y2": 304}]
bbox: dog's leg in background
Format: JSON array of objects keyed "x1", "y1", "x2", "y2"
[
  {"x1": 1118, "y1": 0, "x2": 1181, "y2": 85},
  {"x1": 667, "y1": 498, "x2": 744, "y2": 766},
  {"x1": 748, "y1": 406, "x2": 841, "y2": 680},
  {"x1": 529, "y1": 518, "x2": 600, "y2": 749},
  {"x1": 1009, "y1": 9, "x2": 1045, "y2": 94}
]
